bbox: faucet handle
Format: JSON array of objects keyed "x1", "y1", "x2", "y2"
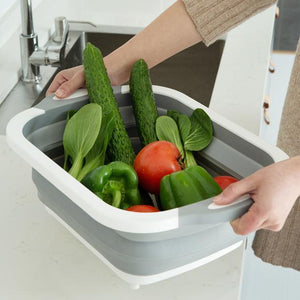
[
  {"x1": 53, "y1": 17, "x2": 68, "y2": 43},
  {"x1": 51, "y1": 16, "x2": 69, "y2": 65},
  {"x1": 30, "y1": 16, "x2": 69, "y2": 67},
  {"x1": 55, "y1": 17, "x2": 69, "y2": 64}
]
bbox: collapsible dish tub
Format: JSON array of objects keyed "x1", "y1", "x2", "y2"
[{"x1": 6, "y1": 85, "x2": 288, "y2": 288}]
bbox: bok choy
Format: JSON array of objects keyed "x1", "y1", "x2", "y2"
[
  {"x1": 156, "y1": 108, "x2": 213, "y2": 168},
  {"x1": 63, "y1": 103, "x2": 114, "y2": 181}
]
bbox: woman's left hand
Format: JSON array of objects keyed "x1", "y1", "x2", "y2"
[{"x1": 213, "y1": 156, "x2": 300, "y2": 235}]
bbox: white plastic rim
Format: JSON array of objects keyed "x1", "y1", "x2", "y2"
[
  {"x1": 6, "y1": 86, "x2": 288, "y2": 234},
  {"x1": 208, "y1": 194, "x2": 251, "y2": 210},
  {"x1": 52, "y1": 88, "x2": 88, "y2": 100}
]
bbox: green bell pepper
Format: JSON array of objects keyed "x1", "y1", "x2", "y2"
[
  {"x1": 82, "y1": 161, "x2": 142, "y2": 209},
  {"x1": 160, "y1": 165, "x2": 222, "y2": 210}
]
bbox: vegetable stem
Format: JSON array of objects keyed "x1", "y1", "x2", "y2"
[
  {"x1": 77, "y1": 159, "x2": 102, "y2": 182},
  {"x1": 68, "y1": 155, "x2": 83, "y2": 179},
  {"x1": 111, "y1": 189, "x2": 122, "y2": 208},
  {"x1": 185, "y1": 150, "x2": 197, "y2": 168}
]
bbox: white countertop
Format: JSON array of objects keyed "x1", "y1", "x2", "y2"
[{"x1": 0, "y1": 0, "x2": 276, "y2": 298}]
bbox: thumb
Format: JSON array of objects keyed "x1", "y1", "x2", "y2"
[
  {"x1": 55, "y1": 72, "x2": 85, "y2": 99},
  {"x1": 214, "y1": 178, "x2": 253, "y2": 205}
]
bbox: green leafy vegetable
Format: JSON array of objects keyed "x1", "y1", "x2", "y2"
[
  {"x1": 77, "y1": 111, "x2": 115, "y2": 181},
  {"x1": 167, "y1": 110, "x2": 191, "y2": 143},
  {"x1": 63, "y1": 109, "x2": 78, "y2": 170},
  {"x1": 63, "y1": 103, "x2": 105, "y2": 180},
  {"x1": 157, "y1": 108, "x2": 213, "y2": 168},
  {"x1": 155, "y1": 116, "x2": 184, "y2": 156},
  {"x1": 185, "y1": 109, "x2": 213, "y2": 151}
]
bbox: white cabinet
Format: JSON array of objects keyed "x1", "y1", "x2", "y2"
[
  {"x1": 259, "y1": 7, "x2": 295, "y2": 146},
  {"x1": 259, "y1": 53, "x2": 295, "y2": 145}
]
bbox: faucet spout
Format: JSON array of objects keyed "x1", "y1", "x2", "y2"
[
  {"x1": 20, "y1": 0, "x2": 41, "y2": 82},
  {"x1": 20, "y1": 0, "x2": 34, "y2": 36},
  {"x1": 19, "y1": 1, "x2": 70, "y2": 82}
]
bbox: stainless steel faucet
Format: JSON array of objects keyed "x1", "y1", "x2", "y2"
[{"x1": 19, "y1": 0, "x2": 69, "y2": 83}]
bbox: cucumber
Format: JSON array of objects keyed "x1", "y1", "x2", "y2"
[
  {"x1": 83, "y1": 42, "x2": 136, "y2": 165},
  {"x1": 129, "y1": 59, "x2": 159, "y2": 147}
]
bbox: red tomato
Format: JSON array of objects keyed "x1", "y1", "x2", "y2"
[
  {"x1": 214, "y1": 176, "x2": 239, "y2": 190},
  {"x1": 134, "y1": 141, "x2": 182, "y2": 195},
  {"x1": 126, "y1": 205, "x2": 160, "y2": 212}
]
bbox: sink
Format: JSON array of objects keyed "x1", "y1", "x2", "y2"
[
  {"x1": 73, "y1": 32, "x2": 225, "y2": 106},
  {"x1": 0, "y1": 27, "x2": 225, "y2": 134}
]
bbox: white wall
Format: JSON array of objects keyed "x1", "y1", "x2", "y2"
[
  {"x1": 0, "y1": 0, "x2": 15, "y2": 18},
  {"x1": 0, "y1": 0, "x2": 175, "y2": 47}
]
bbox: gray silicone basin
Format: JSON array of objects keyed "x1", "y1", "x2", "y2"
[{"x1": 16, "y1": 86, "x2": 283, "y2": 278}]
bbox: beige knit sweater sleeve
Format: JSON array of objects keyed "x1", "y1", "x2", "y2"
[{"x1": 182, "y1": 0, "x2": 277, "y2": 46}]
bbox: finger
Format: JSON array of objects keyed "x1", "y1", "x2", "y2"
[
  {"x1": 46, "y1": 72, "x2": 67, "y2": 96},
  {"x1": 214, "y1": 177, "x2": 255, "y2": 205},
  {"x1": 230, "y1": 205, "x2": 266, "y2": 235},
  {"x1": 55, "y1": 71, "x2": 85, "y2": 99}
]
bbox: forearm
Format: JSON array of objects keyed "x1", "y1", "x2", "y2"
[{"x1": 104, "y1": 0, "x2": 201, "y2": 85}]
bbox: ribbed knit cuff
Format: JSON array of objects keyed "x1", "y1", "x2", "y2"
[
  {"x1": 252, "y1": 197, "x2": 300, "y2": 271},
  {"x1": 277, "y1": 39, "x2": 300, "y2": 157},
  {"x1": 182, "y1": 0, "x2": 277, "y2": 46}
]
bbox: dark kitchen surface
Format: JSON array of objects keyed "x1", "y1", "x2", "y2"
[
  {"x1": 87, "y1": 33, "x2": 225, "y2": 107},
  {"x1": 150, "y1": 41, "x2": 225, "y2": 107}
]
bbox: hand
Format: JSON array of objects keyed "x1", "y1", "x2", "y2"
[
  {"x1": 45, "y1": 60, "x2": 127, "y2": 99},
  {"x1": 213, "y1": 156, "x2": 300, "y2": 235},
  {"x1": 45, "y1": 59, "x2": 122, "y2": 98},
  {"x1": 46, "y1": 1, "x2": 202, "y2": 99},
  {"x1": 46, "y1": 65, "x2": 85, "y2": 98}
]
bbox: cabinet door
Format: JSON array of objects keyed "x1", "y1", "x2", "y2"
[{"x1": 259, "y1": 53, "x2": 295, "y2": 145}]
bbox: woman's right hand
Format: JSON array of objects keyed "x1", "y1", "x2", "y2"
[
  {"x1": 214, "y1": 156, "x2": 300, "y2": 235},
  {"x1": 46, "y1": 65, "x2": 85, "y2": 98}
]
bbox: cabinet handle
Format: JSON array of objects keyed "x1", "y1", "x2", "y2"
[
  {"x1": 275, "y1": 6, "x2": 280, "y2": 19},
  {"x1": 263, "y1": 96, "x2": 270, "y2": 108},
  {"x1": 263, "y1": 96, "x2": 271, "y2": 124},
  {"x1": 264, "y1": 108, "x2": 270, "y2": 124},
  {"x1": 269, "y1": 60, "x2": 275, "y2": 73}
]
